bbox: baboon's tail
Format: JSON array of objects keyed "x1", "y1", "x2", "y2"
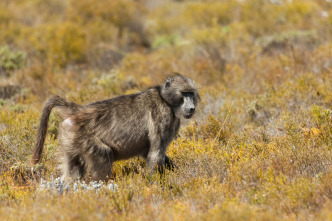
[{"x1": 31, "y1": 95, "x2": 79, "y2": 165}]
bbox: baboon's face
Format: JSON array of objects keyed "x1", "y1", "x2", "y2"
[
  {"x1": 161, "y1": 74, "x2": 199, "y2": 119},
  {"x1": 180, "y1": 91, "x2": 197, "y2": 119}
]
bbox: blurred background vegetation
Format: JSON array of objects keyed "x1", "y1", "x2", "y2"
[{"x1": 0, "y1": 0, "x2": 332, "y2": 220}]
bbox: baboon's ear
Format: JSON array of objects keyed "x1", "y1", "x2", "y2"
[
  {"x1": 197, "y1": 92, "x2": 201, "y2": 100},
  {"x1": 165, "y1": 78, "x2": 172, "y2": 88}
]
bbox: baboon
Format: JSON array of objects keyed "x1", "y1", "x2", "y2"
[{"x1": 31, "y1": 73, "x2": 199, "y2": 181}]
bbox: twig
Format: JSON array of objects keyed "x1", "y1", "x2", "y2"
[{"x1": 213, "y1": 102, "x2": 233, "y2": 143}]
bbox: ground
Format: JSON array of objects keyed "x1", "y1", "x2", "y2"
[{"x1": 0, "y1": 0, "x2": 332, "y2": 220}]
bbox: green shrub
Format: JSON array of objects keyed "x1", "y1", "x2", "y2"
[
  {"x1": 0, "y1": 46, "x2": 26, "y2": 72},
  {"x1": 152, "y1": 34, "x2": 180, "y2": 49},
  {"x1": 257, "y1": 29, "x2": 320, "y2": 53}
]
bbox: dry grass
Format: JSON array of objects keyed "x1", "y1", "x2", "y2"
[{"x1": 0, "y1": 0, "x2": 332, "y2": 220}]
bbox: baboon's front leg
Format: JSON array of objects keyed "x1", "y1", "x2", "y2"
[
  {"x1": 146, "y1": 147, "x2": 176, "y2": 174},
  {"x1": 147, "y1": 118, "x2": 176, "y2": 174},
  {"x1": 146, "y1": 151, "x2": 165, "y2": 174},
  {"x1": 146, "y1": 137, "x2": 167, "y2": 174}
]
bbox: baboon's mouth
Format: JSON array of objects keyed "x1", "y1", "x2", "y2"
[{"x1": 184, "y1": 113, "x2": 194, "y2": 119}]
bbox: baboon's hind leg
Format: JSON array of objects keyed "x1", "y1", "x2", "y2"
[
  {"x1": 61, "y1": 153, "x2": 85, "y2": 180},
  {"x1": 84, "y1": 139, "x2": 114, "y2": 181},
  {"x1": 58, "y1": 119, "x2": 84, "y2": 180}
]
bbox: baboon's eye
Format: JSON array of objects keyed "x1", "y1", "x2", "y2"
[{"x1": 182, "y1": 92, "x2": 195, "y2": 97}]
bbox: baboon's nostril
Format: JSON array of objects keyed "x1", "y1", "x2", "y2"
[{"x1": 190, "y1": 108, "x2": 195, "y2": 113}]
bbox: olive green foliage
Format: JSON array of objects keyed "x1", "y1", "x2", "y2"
[
  {"x1": 0, "y1": 46, "x2": 25, "y2": 72},
  {"x1": 1, "y1": 0, "x2": 332, "y2": 220},
  {"x1": 257, "y1": 29, "x2": 320, "y2": 53}
]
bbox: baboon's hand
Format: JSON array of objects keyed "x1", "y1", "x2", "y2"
[
  {"x1": 155, "y1": 156, "x2": 176, "y2": 174},
  {"x1": 165, "y1": 155, "x2": 176, "y2": 171}
]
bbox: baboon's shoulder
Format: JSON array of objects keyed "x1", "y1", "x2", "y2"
[
  {"x1": 141, "y1": 86, "x2": 163, "y2": 100},
  {"x1": 141, "y1": 86, "x2": 172, "y2": 109}
]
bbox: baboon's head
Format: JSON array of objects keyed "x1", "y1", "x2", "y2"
[{"x1": 161, "y1": 73, "x2": 199, "y2": 119}]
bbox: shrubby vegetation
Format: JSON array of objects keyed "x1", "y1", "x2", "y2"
[
  {"x1": 0, "y1": 0, "x2": 331, "y2": 220},
  {"x1": 0, "y1": 46, "x2": 26, "y2": 73}
]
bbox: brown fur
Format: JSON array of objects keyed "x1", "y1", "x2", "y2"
[{"x1": 31, "y1": 73, "x2": 199, "y2": 181}]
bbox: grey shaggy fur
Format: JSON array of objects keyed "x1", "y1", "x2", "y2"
[{"x1": 32, "y1": 73, "x2": 199, "y2": 181}]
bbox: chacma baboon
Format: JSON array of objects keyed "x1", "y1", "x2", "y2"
[{"x1": 31, "y1": 73, "x2": 199, "y2": 181}]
